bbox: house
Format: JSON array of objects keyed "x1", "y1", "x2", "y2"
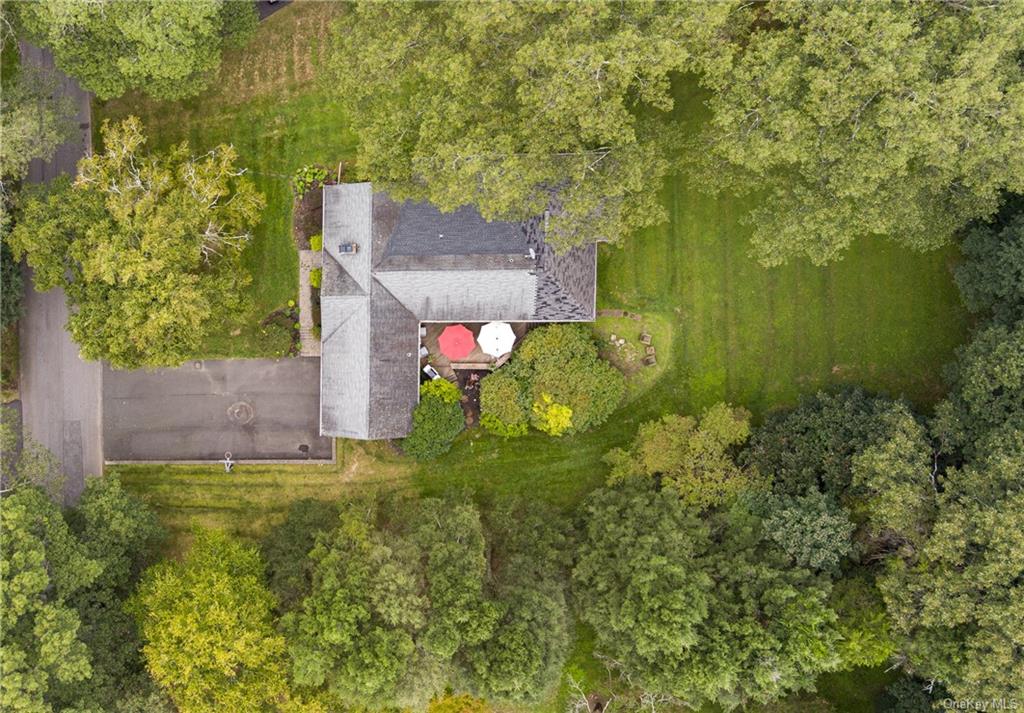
[{"x1": 319, "y1": 183, "x2": 598, "y2": 439}]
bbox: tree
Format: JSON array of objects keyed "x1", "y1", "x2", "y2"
[
  {"x1": 931, "y1": 321, "x2": 1024, "y2": 457},
  {"x1": 261, "y1": 499, "x2": 339, "y2": 612},
  {"x1": 7, "y1": 117, "x2": 264, "y2": 368},
  {"x1": 742, "y1": 390, "x2": 903, "y2": 498},
  {"x1": 1, "y1": 241, "x2": 23, "y2": 329},
  {"x1": 58, "y1": 477, "x2": 164, "y2": 711},
  {"x1": 574, "y1": 483, "x2": 842, "y2": 708},
  {"x1": 572, "y1": 483, "x2": 713, "y2": 699},
  {"x1": 412, "y1": 498, "x2": 499, "y2": 660},
  {"x1": 479, "y1": 369, "x2": 528, "y2": 437},
  {"x1": 691, "y1": 1, "x2": 1024, "y2": 265},
  {"x1": 0, "y1": 413, "x2": 64, "y2": 500},
  {"x1": 130, "y1": 528, "x2": 291, "y2": 713},
  {"x1": 850, "y1": 403, "x2": 936, "y2": 548},
  {"x1": 0, "y1": 487, "x2": 100, "y2": 713},
  {"x1": 828, "y1": 576, "x2": 896, "y2": 670},
  {"x1": 0, "y1": 62, "x2": 75, "y2": 184},
  {"x1": 879, "y1": 429, "x2": 1024, "y2": 700},
  {"x1": 14, "y1": 0, "x2": 258, "y2": 100},
  {"x1": 328, "y1": 1, "x2": 732, "y2": 249},
  {"x1": 754, "y1": 490, "x2": 854, "y2": 574},
  {"x1": 403, "y1": 379, "x2": 466, "y2": 460},
  {"x1": 605, "y1": 403, "x2": 759, "y2": 509},
  {"x1": 480, "y1": 324, "x2": 624, "y2": 437},
  {"x1": 954, "y1": 213, "x2": 1024, "y2": 325},
  {"x1": 462, "y1": 501, "x2": 570, "y2": 702},
  {"x1": 282, "y1": 500, "x2": 433, "y2": 707}
]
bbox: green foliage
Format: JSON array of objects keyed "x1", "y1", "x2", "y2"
[
  {"x1": 879, "y1": 430, "x2": 1024, "y2": 700},
  {"x1": 462, "y1": 501, "x2": 570, "y2": 702},
  {"x1": 403, "y1": 381, "x2": 465, "y2": 460},
  {"x1": 0, "y1": 488, "x2": 99, "y2": 713},
  {"x1": 290, "y1": 165, "x2": 330, "y2": 198},
  {"x1": 428, "y1": 694, "x2": 492, "y2": 713},
  {"x1": 412, "y1": 498, "x2": 499, "y2": 660},
  {"x1": 282, "y1": 500, "x2": 433, "y2": 707},
  {"x1": 1, "y1": 241, "x2": 23, "y2": 329},
  {"x1": 693, "y1": 2, "x2": 1024, "y2": 265},
  {"x1": 131, "y1": 528, "x2": 290, "y2": 713},
  {"x1": 850, "y1": 403, "x2": 936, "y2": 547},
  {"x1": 743, "y1": 389, "x2": 902, "y2": 498},
  {"x1": 955, "y1": 214, "x2": 1024, "y2": 325},
  {"x1": 755, "y1": 490, "x2": 854, "y2": 574},
  {"x1": 481, "y1": 324, "x2": 624, "y2": 438},
  {"x1": 531, "y1": 393, "x2": 573, "y2": 437},
  {"x1": 0, "y1": 413, "x2": 64, "y2": 500},
  {"x1": 605, "y1": 403, "x2": 759, "y2": 509},
  {"x1": 479, "y1": 369, "x2": 529, "y2": 437},
  {"x1": 0, "y1": 63, "x2": 75, "y2": 183},
  {"x1": 932, "y1": 321, "x2": 1024, "y2": 457},
  {"x1": 829, "y1": 576, "x2": 897, "y2": 670},
  {"x1": 14, "y1": 0, "x2": 258, "y2": 100},
  {"x1": 574, "y1": 483, "x2": 842, "y2": 708},
  {"x1": 329, "y1": 2, "x2": 733, "y2": 249},
  {"x1": 309, "y1": 267, "x2": 322, "y2": 289},
  {"x1": 7, "y1": 117, "x2": 265, "y2": 368},
  {"x1": 879, "y1": 677, "x2": 949, "y2": 713},
  {"x1": 572, "y1": 482, "x2": 712, "y2": 696},
  {"x1": 260, "y1": 499, "x2": 339, "y2": 613},
  {"x1": 308, "y1": 233, "x2": 323, "y2": 252}
]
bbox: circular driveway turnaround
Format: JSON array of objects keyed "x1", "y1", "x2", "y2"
[{"x1": 102, "y1": 358, "x2": 333, "y2": 462}]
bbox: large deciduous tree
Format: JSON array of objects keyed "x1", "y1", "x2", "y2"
[
  {"x1": 14, "y1": 0, "x2": 257, "y2": 100},
  {"x1": 879, "y1": 429, "x2": 1024, "y2": 700},
  {"x1": 573, "y1": 483, "x2": 842, "y2": 708},
  {"x1": 692, "y1": 1, "x2": 1024, "y2": 265},
  {"x1": 1, "y1": 488, "x2": 99, "y2": 713},
  {"x1": 955, "y1": 213, "x2": 1024, "y2": 326},
  {"x1": 329, "y1": 1, "x2": 730, "y2": 250},
  {"x1": 461, "y1": 502, "x2": 570, "y2": 702},
  {"x1": 604, "y1": 403, "x2": 758, "y2": 510},
  {"x1": 0, "y1": 63, "x2": 75, "y2": 184},
  {"x1": 7, "y1": 117, "x2": 264, "y2": 368},
  {"x1": 130, "y1": 528, "x2": 290, "y2": 713}
]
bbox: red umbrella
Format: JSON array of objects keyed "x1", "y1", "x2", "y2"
[{"x1": 438, "y1": 324, "x2": 475, "y2": 360}]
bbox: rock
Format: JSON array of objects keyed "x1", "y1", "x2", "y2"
[{"x1": 230, "y1": 328, "x2": 242, "y2": 336}]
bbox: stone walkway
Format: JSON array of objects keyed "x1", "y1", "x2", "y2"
[{"x1": 298, "y1": 249, "x2": 322, "y2": 357}]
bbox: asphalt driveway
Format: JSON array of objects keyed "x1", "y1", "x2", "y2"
[{"x1": 103, "y1": 358, "x2": 332, "y2": 462}]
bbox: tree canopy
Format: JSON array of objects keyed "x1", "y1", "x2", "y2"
[
  {"x1": 329, "y1": 0, "x2": 730, "y2": 250},
  {"x1": 605, "y1": 403, "x2": 759, "y2": 509},
  {"x1": 480, "y1": 324, "x2": 624, "y2": 437},
  {"x1": 692, "y1": 1, "x2": 1024, "y2": 265},
  {"x1": 130, "y1": 528, "x2": 290, "y2": 713},
  {"x1": 7, "y1": 117, "x2": 264, "y2": 368},
  {"x1": 0, "y1": 62, "x2": 75, "y2": 184},
  {"x1": 573, "y1": 483, "x2": 842, "y2": 708},
  {"x1": 14, "y1": 0, "x2": 257, "y2": 100},
  {"x1": 403, "y1": 379, "x2": 466, "y2": 460},
  {"x1": 955, "y1": 213, "x2": 1024, "y2": 326}
]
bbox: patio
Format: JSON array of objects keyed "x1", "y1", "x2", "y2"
[{"x1": 420, "y1": 322, "x2": 531, "y2": 381}]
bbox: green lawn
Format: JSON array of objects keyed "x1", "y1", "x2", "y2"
[
  {"x1": 104, "y1": 7, "x2": 969, "y2": 713},
  {"x1": 93, "y1": 2, "x2": 356, "y2": 357}
]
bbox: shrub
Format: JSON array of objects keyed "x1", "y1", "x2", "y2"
[
  {"x1": 309, "y1": 268, "x2": 322, "y2": 289},
  {"x1": 531, "y1": 394, "x2": 573, "y2": 436},
  {"x1": 403, "y1": 381, "x2": 465, "y2": 460},
  {"x1": 308, "y1": 234, "x2": 323, "y2": 252},
  {"x1": 480, "y1": 324, "x2": 624, "y2": 437},
  {"x1": 290, "y1": 165, "x2": 329, "y2": 198},
  {"x1": 480, "y1": 369, "x2": 529, "y2": 437}
]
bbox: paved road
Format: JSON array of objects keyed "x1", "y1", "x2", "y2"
[
  {"x1": 103, "y1": 358, "x2": 332, "y2": 462},
  {"x1": 18, "y1": 43, "x2": 102, "y2": 503}
]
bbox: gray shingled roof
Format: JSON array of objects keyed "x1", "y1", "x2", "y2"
[{"x1": 319, "y1": 182, "x2": 597, "y2": 439}]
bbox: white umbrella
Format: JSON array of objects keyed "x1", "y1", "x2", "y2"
[{"x1": 477, "y1": 321, "x2": 516, "y2": 358}]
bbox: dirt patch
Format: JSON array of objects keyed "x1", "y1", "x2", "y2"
[
  {"x1": 456, "y1": 370, "x2": 488, "y2": 427},
  {"x1": 293, "y1": 189, "x2": 323, "y2": 248}
]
